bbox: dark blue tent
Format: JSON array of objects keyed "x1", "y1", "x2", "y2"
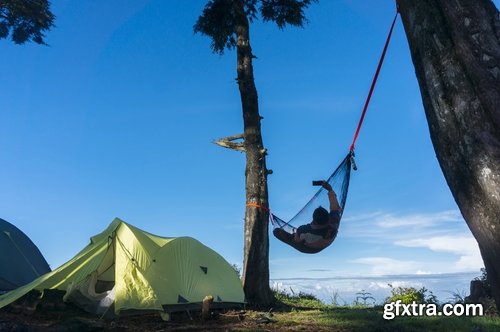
[{"x1": 0, "y1": 218, "x2": 51, "y2": 292}]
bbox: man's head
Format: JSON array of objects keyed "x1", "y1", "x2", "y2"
[{"x1": 313, "y1": 206, "x2": 329, "y2": 225}]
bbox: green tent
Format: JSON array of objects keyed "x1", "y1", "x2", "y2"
[{"x1": 0, "y1": 218, "x2": 245, "y2": 317}]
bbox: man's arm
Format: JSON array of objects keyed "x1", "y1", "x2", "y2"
[
  {"x1": 322, "y1": 181, "x2": 341, "y2": 212},
  {"x1": 294, "y1": 225, "x2": 306, "y2": 243},
  {"x1": 294, "y1": 231, "x2": 301, "y2": 242}
]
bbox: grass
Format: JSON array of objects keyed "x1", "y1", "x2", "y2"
[
  {"x1": 261, "y1": 306, "x2": 500, "y2": 332},
  {"x1": 2, "y1": 289, "x2": 500, "y2": 331},
  {"x1": 267, "y1": 289, "x2": 500, "y2": 332}
]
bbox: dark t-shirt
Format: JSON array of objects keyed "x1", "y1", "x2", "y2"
[{"x1": 297, "y1": 210, "x2": 341, "y2": 243}]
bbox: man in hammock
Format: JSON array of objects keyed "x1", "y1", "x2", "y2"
[{"x1": 273, "y1": 181, "x2": 342, "y2": 253}]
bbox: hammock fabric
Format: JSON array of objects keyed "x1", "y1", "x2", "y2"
[
  {"x1": 266, "y1": 10, "x2": 399, "y2": 253},
  {"x1": 270, "y1": 152, "x2": 353, "y2": 253}
]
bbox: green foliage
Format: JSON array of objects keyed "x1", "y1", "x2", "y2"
[
  {"x1": 472, "y1": 268, "x2": 498, "y2": 316},
  {"x1": 474, "y1": 267, "x2": 492, "y2": 297},
  {"x1": 272, "y1": 288, "x2": 325, "y2": 309},
  {"x1": 260, "y1": 0, "x2": 317, "y2": 29},
  {"x1": 0, "y1": 0, "x2": 55, "y2": 44},
  {"x1": 269, "y1": 307, "x2": 500, "y2": 331},
  {"x1": 194, "y1": 0, "x2": 317, "y2": 54},
  {"x1": 354, "y1": 290, "x2": 376, "y2": 307},
  {"x1": 194, "y1": 0, "x2": 238, "y2": 54},
  {"x1": 446, "y1": 289, "x2": 467, "y2": 305},
  {"x1": 329, "y1": 290, "x2": 347, "y2": 307},
  {"x1": 385, "y1": 284, "x2": 438, "y2": 305}
]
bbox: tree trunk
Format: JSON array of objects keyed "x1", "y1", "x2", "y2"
[
  {"x1": 398, "y1": 0, "x2": 500, "y2": 310},
  {"x1": 232, "y1": 0, "x2": 272, "y2": 307}
]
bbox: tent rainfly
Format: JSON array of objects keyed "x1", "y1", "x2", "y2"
[
  {"x1": 0, "y1": 218, "x2": 245, "y2": 317},
  {"x1": 0, "y1": 218, "x2": 51, "y2": 293}
]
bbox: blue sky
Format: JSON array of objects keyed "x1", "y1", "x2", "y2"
[{"x1": 1, "y1": 0, "x2": 494, "y2": 297}]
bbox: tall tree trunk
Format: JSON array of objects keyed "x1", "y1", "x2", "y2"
[
  {"x1": 398, "y1": 0, "x2": 500, "y2": 309},
  {"x1": 233, "y1": 0, "x2": 272, "y2": 307}
]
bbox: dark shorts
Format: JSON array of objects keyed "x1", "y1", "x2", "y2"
[
  {"x1": 297, "y1": 210, "x2": 340, "y2": 239},
  {"x1": 273, "y1": 228, "x2": 330, "y2": 254}
]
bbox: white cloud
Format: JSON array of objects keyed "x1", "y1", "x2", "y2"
[
  {"x1": 350, "y1": 257, "x2": 421, "y2": 275},
  {"x1": 375, "y1": 210, "x2": 462, "y2": 228},
  {"x1": 456, "y1": 255, "x2": 483, "y2": 271},
  {"x1": 342, "y1": 210, "x2": 465, "y2": 241},
  {"x1": 271, "y1": 209, "x2": 482, "y2": 278},
  {"x1": 395, "y1": 236, "x2": 483, "y2": 272},
  {"x1": 270, "y1": 272, "x2": 479, "y2": 305},
  {"x1": 341, "y1": 211, "x2": 386, "y2": 223},
  {"x1": 396, "y1": 236, "x2": 477, "y2": 255},
  {"x1": 367, "y1": 281, "x2": 423, "y2": 291}
]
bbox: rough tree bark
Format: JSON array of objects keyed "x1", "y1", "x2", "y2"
[
  {"x1": 398, "y1": 0, "x2": 500, "y2": 309},
  {"x1": 196, "y1": 0, "x2": 314, "y2": 308},
  {"x1": 232, "y1": 0, "x2": 273, "y2": 307}
]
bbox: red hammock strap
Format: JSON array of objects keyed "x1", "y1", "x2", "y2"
[{"x1": 349, "y1": 11, "x2": 399, "y2": 152}]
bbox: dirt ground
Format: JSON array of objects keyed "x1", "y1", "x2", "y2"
[
  {"x1": 0, "y1": 289, "x2": 335, "y2": 331},
  {"x1": 0, "y1": 305, "x2": 333, "y2": 332}
]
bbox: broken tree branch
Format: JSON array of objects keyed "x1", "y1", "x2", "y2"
[{"x1": 213, "y1": 133, "x2": 246, "y2": 152}]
